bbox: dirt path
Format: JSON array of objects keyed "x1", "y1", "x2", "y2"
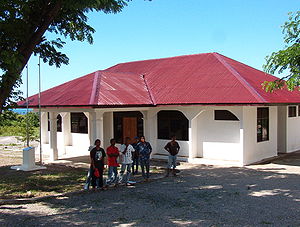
[{"x1": 1, "y1": 162, "x2": 299, "y2": 227}]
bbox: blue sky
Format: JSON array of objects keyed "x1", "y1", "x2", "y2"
[{"x1": 21, "y1": 0, "x2": 300, "y2": 97}]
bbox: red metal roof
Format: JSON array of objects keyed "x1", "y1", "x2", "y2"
[{"x1": 19, "y1": 52, "x2": 300, "y2": 108}]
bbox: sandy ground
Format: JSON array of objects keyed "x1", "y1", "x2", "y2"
[{"x1": 0, "y1": 137, "x2": 299, "y2": 227}]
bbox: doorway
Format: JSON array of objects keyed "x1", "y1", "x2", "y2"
[
  {"x1": 113, "y1": 111, "x2": 144, "y2": 144},
  {"x1": 123, "y1": 117, "x2": 137, "y2": 142}
]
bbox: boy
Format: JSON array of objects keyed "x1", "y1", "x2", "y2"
[
  {"x1": 106, "y1": 138, "x2": 119, "y2": 186},
  {"x1": 164, "y1": 135, "x2": 180, "y2": 176},
  {"x1": 119, "y1": 137, "x2": 134, "y2": 185}
]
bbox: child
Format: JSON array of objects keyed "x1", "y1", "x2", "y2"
[
  {"x1": 164, "y1": 135, "x2": 180, "y2": 176},
  {"x1": 90, "y1": 139, "x2": 106, "y2": 189},
  {"x1": 106, "y1": 138, "x2": 119, "y2": 186},
  {"x1": 119, "y1": 137, "x2": 134, "y2": 185}
]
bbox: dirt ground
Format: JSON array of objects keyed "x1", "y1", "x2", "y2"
[{"x1": 0, "y1": 137, "x2": 299, "y2": 227}]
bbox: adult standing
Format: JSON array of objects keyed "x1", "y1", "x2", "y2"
[
  {"x1": 164, "y1": 135, "x2": 180, "y2": 176},
  {"x1": 119, "y1": 137, "x2": 134, "y2": 184},
  {"x1": 137, "y1": 136, "x2": 152, "y2": 181},
  {"x1": 106, "y1": 138, "x2": 119, "y2": 186},
  {"x1": 90, "y1": 139, "x2": 106, "y2": 189}
]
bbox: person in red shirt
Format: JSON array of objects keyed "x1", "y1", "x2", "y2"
[{"x1": 106, "y1": 138, "x2": 119, "y2": 185}]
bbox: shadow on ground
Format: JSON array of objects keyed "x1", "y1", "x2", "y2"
[{"x1": 1, "y1": 160, "x2": 299, "y2": 227}]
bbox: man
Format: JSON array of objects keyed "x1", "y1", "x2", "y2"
[
  {"x1": 131, "y1": 136, "x2": 140, "y2": 174},
  {"x1": 164, "y1": 135, "x2": 180, "y2": 176},
  {"x1": 90, "y1": 139, "x2": 106, "y2": 189},
  {"x1": 136, "y1": 136, "x2": 152, "y2": 181},
  {"x1": 106, "y1": 138, "x2": 119, "y2": 186}
]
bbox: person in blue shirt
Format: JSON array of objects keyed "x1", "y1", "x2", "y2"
[
  {"x1": 136, "y1": 136, "x2": 152, "y2": 181},
  {"x1": 131, "y1": 136, "x2": 140, "y2": 175}
]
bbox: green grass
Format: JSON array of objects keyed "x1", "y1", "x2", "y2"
[{"x1": 0, "y1": 165, "x2": 86, "y2": 199}]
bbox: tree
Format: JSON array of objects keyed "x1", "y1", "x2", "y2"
[
  {"x1": 263, "y1": 11, "x2": 300, "y2": 92},
  {"x1": 0, "y1": 0, "x2": 131, "y2": 111}
]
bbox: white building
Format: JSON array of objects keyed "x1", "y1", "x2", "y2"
[{"x1": 20, "y1": 53, "x2": 300, "y2": 165}]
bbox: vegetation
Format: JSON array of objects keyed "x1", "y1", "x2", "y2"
[
  {"x1": 263, "y1": 11, "x2": 300, "y2": 92},
  {"x1": 0, "y1": 165, "x2": 86, "y2": 199},
  {"x1": 0, "y1": 0, "x2": 135, "y2": 111},
  {"x1": 0, "y1": 110, "x2": 39, "y2": 144}
]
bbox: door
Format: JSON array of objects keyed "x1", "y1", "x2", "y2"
[{"x1": 123, "y1": 117, "x2": 137, "y2": 142}]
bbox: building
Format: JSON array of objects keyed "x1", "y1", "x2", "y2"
[{"x1": 19, "y1": 53, "x2": 300, "y2": 165}]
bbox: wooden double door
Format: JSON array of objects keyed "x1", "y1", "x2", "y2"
[{"x1": 122, "y1": 117, "x2": 137, "y2": 142}]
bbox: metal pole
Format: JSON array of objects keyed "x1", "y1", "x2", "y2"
[
  {"x1": 38, "y1": 56, "x2": 42, "y2": 165},
  {"x1": 26, "y1": 64, "x2": 29, "y2": 147}
]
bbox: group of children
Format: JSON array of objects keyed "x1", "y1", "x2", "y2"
[{"x1": 85, "y1": 135, "x2": 180, "y2": 190}]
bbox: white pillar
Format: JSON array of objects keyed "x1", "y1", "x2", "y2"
[
  {"x1": 147, "y1": 109, "x2": 157, "y2": 155},
  {"x1": 41, "y1": 112, "x2": 48, "y2": 144},
  {"x1": 189, "y1": 117, "x2": 198, "y2": 160},
  {"x1": 95, "y1": 111, "x2": 104, "y2": 144},
  {"x1": 85, "y1": 112, "x2": 96, "y2": 146},
  {"x1": 103, "y1": 112, "x2": 113, "y2": 149},
  {"x1": 61, "y1": 112, "x2": 71, "y2": 155},
  {"x1": 49, "y1": 112, "x2": 58, "y2": 161}
]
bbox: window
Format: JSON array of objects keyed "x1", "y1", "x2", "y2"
[
  {"x1": 298, "y1": 105, "x2": 300, "y2": 116},
  {"x1": 157, "y1": 110, "x2": 189, "y2": 141},
  {"x1": 214, "y1": 110, "x2": 239, "y2": 121},
  {"x1": 71, "y1": 113, "x2": 88, "y2": 133},
  {"x1": 47, "y1": 113, "x2": 62, "y2": 132},
  {"x1": 288, "y1": 106, "x2": 296, "y2": 117},
  {"x1": 113, "y1": 111, "x2": 144, "y2": 144},
  {"x1": 257, "y1": 108, "x2": 269, "y2": 142}
]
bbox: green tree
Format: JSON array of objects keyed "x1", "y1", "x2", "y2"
[
  {"x1": 263, "y1": 11, "x2": 300, "y2": 92},
  {"x1": 0, "y1": 0, "x2": 132, "y2": 111},
  {"x1": 17, "y1": 112, "x2": 40, "y2": 145}
]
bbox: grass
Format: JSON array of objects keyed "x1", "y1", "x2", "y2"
[{"x1": 0, "y1": 165, "x2": 86, "y2": 199}]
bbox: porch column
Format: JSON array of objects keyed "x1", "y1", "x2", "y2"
[
  {"x1": 40, "y1": 112, "x2": 49, "y2": 144},
  {"x1": 49, "y1": 112, "x2": 58, "y2": 161},
  {"x1": 95, "y1": 111, "x2": 104, "y2": 143},
  {"x1": 61, "y1": 112, "x2": 71, "y2": 154},
  {"x1": 86, "y1": 111, "x2": 96, "y2": 145},
  {"x1": 188, "y1": 117, "x2": 198, "y2": 160}
]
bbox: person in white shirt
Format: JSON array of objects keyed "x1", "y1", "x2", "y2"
[{"x1": 119, "y1": 137, "x2": 134, "y2": 184}]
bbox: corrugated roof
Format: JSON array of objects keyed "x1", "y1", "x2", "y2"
[{"x1": 19, "y1": 52, "x2": 300, "y2": 108}]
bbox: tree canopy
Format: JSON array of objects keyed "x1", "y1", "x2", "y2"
[
  {"x1": 263, "y1": 11, "x2": 300, "y2": 92},
  {"x1": 0, "y1": 0, "x2": 132, "y2": 111}
]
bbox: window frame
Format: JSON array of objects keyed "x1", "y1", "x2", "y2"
[
  {"x1": 214, "y1": 110, "x2": 239, "y2": 121},
  {"x1": 157, "y1": 110, "x2": 189, "y2": 141},
  {"x1": 47, "y1": 113, "x2": 62, "y2": 132},
  {"x1": 257, "y1": 107, "x2": 269, "y2": 143},
  {"x1": 288, "y1": 106, "x2": 297, "y2": 118},
  {"x1": 70, "y1": 112, "x2": 88, "y2": 134}
]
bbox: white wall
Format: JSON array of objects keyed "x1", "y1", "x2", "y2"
[
  {"x1": 65, "y1": 133, "x2": 90, "y2": 156},
  {"x1": 196, "y1": 107, "x2": 242, "y2": 162},
  {"x1": 243, "y1": 106, "x2": 277, "y2": 165},
  {"x1": 156, "y1": 139, "x2": 189, "y2": 157},
  {"x1": 287, "y1": 106, "x2": 300, "y2": 152}
]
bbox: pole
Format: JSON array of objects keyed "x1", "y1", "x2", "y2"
[
  {"x1": 26, "y1": 64, "x2": 29, "y2": 147},
  {"x1": 38, "y1": 56, "x2": 43, "y2": 165}
]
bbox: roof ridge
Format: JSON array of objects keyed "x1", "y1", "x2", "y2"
[
  {"x1": 213, "y1": 53, "x2": 266, "y2": 103},
  {"x1": 141, "y1": 74, "x2": 156, "y2": 105},
  {"x1": 89, "y1": 71, "x2": 102, "y2": 105},
  {"x1": 105, "y1": 52, "x2": 214, "y2": 70}
]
